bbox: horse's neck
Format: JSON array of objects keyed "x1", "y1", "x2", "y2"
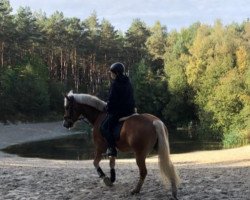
[{"x1": 80, "y1": 104, "x2": 102, "y2": 125}]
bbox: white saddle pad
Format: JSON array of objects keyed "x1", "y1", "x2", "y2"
[{"x1": 119, "y1": 113, "x2": 139, "y2": 122}]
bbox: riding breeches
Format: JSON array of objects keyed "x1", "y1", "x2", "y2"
[{"x1": 100, "y1": 114, "x2": 119, "y2": 148}]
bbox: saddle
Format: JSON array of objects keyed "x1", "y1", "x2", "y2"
[{"x1": 101, "y1": 113, "x2": 139, "y2": 141}]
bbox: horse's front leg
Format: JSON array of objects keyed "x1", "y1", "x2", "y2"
[
  {"x1": 93, "y1": 152, "x2": 105, "y2": 178},
  {"x1": 93, "y1": 151, "x2": 113, "y2": 186}
]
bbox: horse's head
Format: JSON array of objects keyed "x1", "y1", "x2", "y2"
[
  {"x1": 63, "y1": 90, "x2": 107, "y2": 128},
  {"x1": 63, "y1": 91, "x2": 81, "y2": 129}
]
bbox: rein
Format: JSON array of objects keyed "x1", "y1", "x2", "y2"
[
  {"x1": 65, "y1": 116, "x2": 91, "y2": 131},
  {"x1": 78, "y1": 116, "x2": 91, "y2": 126}
]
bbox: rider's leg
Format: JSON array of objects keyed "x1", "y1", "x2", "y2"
[
  {"x1": 101, "y1": 115, "x2": 118, "y2": 157},
  {"x1": 106, "y1": 115, "x2": 118, "y2": 157}
]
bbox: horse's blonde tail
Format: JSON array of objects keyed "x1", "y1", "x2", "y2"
[{"x1": 153, "y1": 120, "x2": 180, "y2": 189}]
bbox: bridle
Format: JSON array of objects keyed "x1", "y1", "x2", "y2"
[
  {"x1": 64, "y1": 96, "x2": 75, "y2": 124},
  {"x1": 64, "y1": 96, "x2": 91, "y2": 126},
  {"x1": 78, "y1": 116, "x2": 91, "y2": 126}
]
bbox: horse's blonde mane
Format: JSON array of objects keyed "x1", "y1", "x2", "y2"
[{"x1": 66, "y1": 90, "x2": 107, "y2": 111}]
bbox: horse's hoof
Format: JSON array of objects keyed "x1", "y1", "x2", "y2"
[
  {"x1": 172, "y1": 190, "x2": 178, "y2": 200},
  {"x1": 170, "y1": 195, "x2": 178, "y2": 200},
  {"x1": 103, "y1": 176, "x2": 113, "y2": 187},
  {"x1": 130, "y1": 189, "x2": 140, "y2": 195}
]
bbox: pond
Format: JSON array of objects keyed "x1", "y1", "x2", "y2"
[{"x1": 1, "y1": 132, "x2": 223, "y2": 160}]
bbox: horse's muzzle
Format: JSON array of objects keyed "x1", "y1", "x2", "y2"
[{"x1": 63, "y1": 120, "x2": 73, "y2": 129}]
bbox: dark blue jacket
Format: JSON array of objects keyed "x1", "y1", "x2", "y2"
[{"x1": 107, "y1": 75, "x2": 135, "y2": 117}]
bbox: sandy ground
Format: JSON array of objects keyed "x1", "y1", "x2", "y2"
[{"x1": 0, "y1": 122, "x2": 249, "y2": 200}]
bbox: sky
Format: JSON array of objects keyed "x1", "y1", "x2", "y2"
[{"x1": 9, "y1": 0, "x2": 250, "y2": 32}]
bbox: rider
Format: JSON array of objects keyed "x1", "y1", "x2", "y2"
[{"x1": 101, "y1": 62, "x2": 135, "y2": 157}]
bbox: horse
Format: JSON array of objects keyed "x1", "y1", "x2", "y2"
[{"x1": 63, "y1": 90, "x2": 180, "y2": 199}]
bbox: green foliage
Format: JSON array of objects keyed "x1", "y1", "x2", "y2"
[
  {"x1": 131, "y1": 60, "x2": 169, "y2": 121},
  {"x1": 223, "y1": 129, "x2": 247, "y2": 148},
  {"x1": 195, "y1": 110, "x2": 223, "y2": 141},
  {"x1": 163, "y1": 26, "x2": 198, "y2": 127},
  {"x1": 0, "y1": 0, "x2": 249, "y2": 149},
  {"x1": 0, "y1": 67, "x2": 16, "y2": 121},
  {"x1": 15, "y1": 63, "x2": 49, "y2": 115},
  {"x1": 126, "y1": 19, "x2": 150, "y2": 49},
  {"x1": 146, "y1": 21, "x2": 167, "y2": 60},
  {"x1": 185, "y1": 21, "x2": 250, "y2": 145},
  {"x1": 206, "y1": 70, "x2": 244, "y2": 132},
  {"x1": 125, "y1": 19, "x2": 150, "y2": 65},
  {"x1": 0, "y1": 0, "x2": 13, "y2": 37},
  {"x1": 0, "y1": 56, "x2": 50, "y2": 121},
  {"x1": 48, "y1": 80, "x2": 64, "y2": 113}
]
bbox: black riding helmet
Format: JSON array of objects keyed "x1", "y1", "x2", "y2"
[{"x1": 110, "y1": 62, "x2": 125, "y2": 75}]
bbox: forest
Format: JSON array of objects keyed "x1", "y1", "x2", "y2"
[{"x1": 0, "y1": 0, "x2": 249, "y2": 147}]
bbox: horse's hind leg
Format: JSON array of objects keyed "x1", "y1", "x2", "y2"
[{"x1": 131, "y1": 153, "x2": 147, "y2": 194}]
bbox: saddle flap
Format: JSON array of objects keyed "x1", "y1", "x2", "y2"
[{"x1": 113, "y1": 121, "x2": 124, "y2": 141}]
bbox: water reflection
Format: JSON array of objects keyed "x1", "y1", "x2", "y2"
[
  {"x1": 2, "y1": 134, "x2": 94, "y2": 160},
  {"x1": 1, "y1": 133, "x2": 223, "y2": 160}
]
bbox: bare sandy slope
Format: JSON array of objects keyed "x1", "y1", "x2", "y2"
[
  {"x1": 0, "y1": 121, "x2": 70, "y2": 149},
  {"x1": 170, "y1": 145, "x2": 250, "y2": 167},
  {"x1": 0, "y1": 122, "x2": 249, "y2": 199}
]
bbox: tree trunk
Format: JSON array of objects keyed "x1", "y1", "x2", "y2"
[
  {"x1": 74, "y1": 48, "x2": 79, "y2": 91},
  {"x1": 60, "y1": 48, "x2": 63, "y2": 82},
  {"x1": 1, "y1": 41, "x2": 5, "y2": 67},
  {"x1": 50, "y1": 50, "x2": 54, "y2": 78}
]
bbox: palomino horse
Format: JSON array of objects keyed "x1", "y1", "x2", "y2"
[{"x1": 63, "y1": 91, "x2": 180, "y2": 199}]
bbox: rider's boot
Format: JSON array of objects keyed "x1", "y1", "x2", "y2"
[{"x1": 106, "y1": 147, "x2": 117, "y2": 157}]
